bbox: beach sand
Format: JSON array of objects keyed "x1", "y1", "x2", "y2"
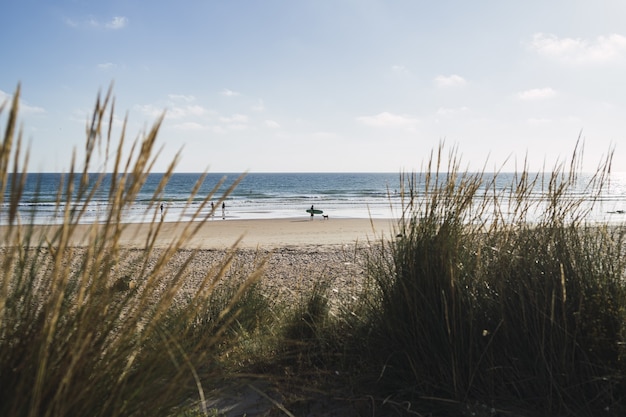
[
  {"x1": 130, "y1": 217, "x2": 396, "y2": 249},
  {"x1": 2, "y1": 216, "x2": 398, "y2": 309},
  {"x1": 10, "y1": 217, "x2": 397, "y2": 249}
]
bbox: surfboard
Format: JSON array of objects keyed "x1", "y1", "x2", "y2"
[{"x1": 306, "y1": 209, "x2": 324, "y2": 214}]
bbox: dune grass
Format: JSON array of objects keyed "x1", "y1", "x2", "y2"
[
  {"x1": 0, "y1": 86, "x2": 262, "y2": 417},
  {"x1": 285, "y1": 146, "x2": 626, "y2": 416},
  {"x1": 1, "y1": 85, "x2": 625, "y2": 416},
  {"x1": 241, "y1": 146, "x2": 626, "y2": 416}
]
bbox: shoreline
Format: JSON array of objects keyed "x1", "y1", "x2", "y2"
[{"x1": 1, "y1": 217, "x2": 398, "y2": 249}]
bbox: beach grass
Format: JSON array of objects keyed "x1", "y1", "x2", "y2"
[
  {"x1": 357, "y1": 146, "x2": 626, "y2": 415},
  {"x1": 240, "y1": 147, "x2": 626, "y2": 416},
  {"x1": 1, "y1": 85, "x2": 626, "y2": 416},
  {"x1": 0, "y1": 86, "x2": 258, "y2": 417}
]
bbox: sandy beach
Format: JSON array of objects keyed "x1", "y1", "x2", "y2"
[
  {"x1": 10, "y1": 217, "x2": 398, "y2": 250},
  {"x1": 140, "y1": 217, "x2": 396, "y2": 249},
  {"x1": 2, "y1": 217, "x2": 399, "y2": 311}
]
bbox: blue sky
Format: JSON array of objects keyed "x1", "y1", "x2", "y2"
[{"x1": 2, "y1": 0, "x2": 626, "y2": 173}]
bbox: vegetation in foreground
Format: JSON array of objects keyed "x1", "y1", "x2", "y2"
[
  {"x1": 359, "y1": 148, "x2": 626, "y2": 416},
  {"x1": 1, "y1": 86, "x2": 625, "y2": 416}
]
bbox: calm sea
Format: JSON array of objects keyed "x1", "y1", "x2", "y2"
[{"x1": 2, "y1": 172, "x2": 626, "y2": 225}]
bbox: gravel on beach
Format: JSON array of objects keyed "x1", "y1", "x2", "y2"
[{"x1": 128, "y1": 243, "x2": 378, "y2": 310}]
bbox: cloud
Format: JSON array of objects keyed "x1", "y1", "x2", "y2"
[
  {"x1": 136, "y1": 104, "x2": 164, "y2": 118},
  {"x1": 138, "y1": 95, "x2": 213, "y2": 121},
  {"x1": 171, "y1": 122, "x2": 208, "y2": 131},
  {"x1": 21, "y1": 103, "x2": 45, "y2": 115},
  {"x1": 186, "y1": 105, "x2": 209, "y2": 116},
  {"x1": 166, "y1": 104, "x2": 212, "y2": 120},
  {"x1": 356, "y1": 112, "x2": 418, "y2": 128},
  {"x1": 220, "y1": 89, "x2": 240, "y2": 97},
  {"x1": 264, "y1": 120, "x2": 280, "y2": 128},
  {"x1": 434, "y1": 74, "x2": 466, "y2": 88},
  {"x1": 168, "y1": 94, "x2": 196, "y2": 103},
  {"x1": 530, "y1": 33, "x2": 626, "y2": 64},
  {"x1": 527, "y1": 118, "x2": 552, "y2": 125},
  {"x1": 65, "y1": 15, "x2": 128, "y2": 30},
  {"x1": 0, "y1": 90, "x2": 12, "y2": 105},
  {"x1": 0, "y1": 90, "x2": 45, "y2": 115},
  {"x1": 392, "y1": 65, "x2": 410, "y2": 75},
  {"x1": 98, "y1": 62, "x2": 116, "y2": 71},
  {"x1": 517, "y1": 87, "x2": 557, "y2": 100},
  {"x1": 64, "y1": 17, "x2": 78, "y2": 28},
  {"x1": 436, "y1": 106, "x2": 469, "y2": 117},
  {"x1": 311, "y1": 131, "x2": 341, "y2": 140},
  {"x1": 105, "y1": 16, "x2": 128, "y2": 30},
  {"x1": 220, "y1": 114, "x2": 248, "y2": 124},
  {"x1": 252, "y1": 99, "x2": 265, "y2": 112}
]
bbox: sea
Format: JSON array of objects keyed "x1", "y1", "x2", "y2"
[{"x1": 2, "y1": 172, "x2": 626, "y2": 226}]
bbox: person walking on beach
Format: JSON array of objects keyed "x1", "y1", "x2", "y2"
[
  {"x1": 160, "y1": 203, "x2": 164, "y2": 220},
  {"x1": 222, "y1": 202, "x2": 226, "y2": 220},
  {"x1": 310, "y1": 204, "x2": 314, "y2": 220},
  {"x1": 211, "y1": 202, "x2": 215, "y2": 219}
]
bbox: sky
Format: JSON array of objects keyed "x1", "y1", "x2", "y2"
[{"x1": 2, "y1": 0, "x2": 626, "y2": 173}]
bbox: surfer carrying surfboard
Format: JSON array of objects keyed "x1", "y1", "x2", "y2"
[
  {"x1": 306, "y1": 204, "x2": 324, "y2": 220},
  {"x1": 306, "y1": 205, "x2": 323, "y2": 219}
]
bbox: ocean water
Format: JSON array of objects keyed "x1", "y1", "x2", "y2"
[{"x1": 2, "y1": 172, "x2": 626, "y2": 225}]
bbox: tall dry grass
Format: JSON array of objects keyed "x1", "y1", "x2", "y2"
[
  {"x1": 0, "y1": 85, "x2": 259, "y2": 417},
  {"x1": 360, "y1": 145, "x2": 626, "y2": 415}
]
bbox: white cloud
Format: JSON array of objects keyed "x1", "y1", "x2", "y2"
[
  {"x1": 356, "y1": 112, "x2": 418, "y2": 128},
  {"x1": 0, "y1": 90, "x2": 12, "y2": 105},
  {"x1": 264, "y1": 120, "x2": 280, "y2": 128},
  {"x1": 23, "y1": 103, "x2": 46, "y2": 115},
  {"x1": 392, "y1": 65, "x2": 409, "y2": 75},
  {"x1": 165, "y1": 107, "x2": 187, "y2": 120},
  {"x1": 225, "y1": 124, "x2": 247, "y2": 131},
  {"x1": 518, "y1": 87, "x2": 557, "y2": 100},
  {"x1": 527, "y1": 118, "x2": 552, "y2": 125},
  {"x1": 252, "y1": 99, "x2": 265, "y2": 112},
  {"x1": 171, "y1": 122, "x2": 208, "y2": 131},
  {"x1": 220, "y1": 114, "x2": 248, "y2": 124},
  {"x1": 136, "y1": 104, "x2": 164, "y2": 118},
  {"x1": 530, "y1": 33, "x2": 626, "y2": 64},
  {"x1": 0, "y1": 90, "x2": 45, "y2": 115},
  {"x1": 220, "y1": 89, "x2": 240, "y2": 97},
  {"x1": 436, "y1": 106, "x2": 469, "y2": 117},
  {"x1": 168, "y1": 94, "x2": 196, "y2": 103},
  {"x1": 138, "y1": 95, "x2": 212, "y2": 120},
  {"x1": 66, "y1": 15, "x2": 128, "y2": 30},
  {"x1": 105, "y1": 16, "x2": 128, "y2": 30},
  {"x1": 186, "y1": 105, "x2": 208, "y2": 116},
  {"x1": 311, "y1": 131, "x2": 341, "y2": 140},
  {"x1": 166, "y1": 104, "x2": 212, "y2": 120},
  {"x1": 64, "y1": 17, "x2": 78, "y2": 28},
  {"x1": 98, "y1": 62, "x2": 116, "y2": 71},
  {"x1": 434, "y1": 74, "x2": 466, "y2": 88}
]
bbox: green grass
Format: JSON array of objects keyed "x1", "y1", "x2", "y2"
[{"x1": 2, "y1": 85, "x2": 625, "y2": 416}]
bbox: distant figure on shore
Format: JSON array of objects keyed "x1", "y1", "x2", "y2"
[
  {"x1": 160, "y1": 203, "x2": 164, "y2": 220},
  {"x1": 310, "y1": 204, "x2": 314, "y2": 220},
  {"x1": 211, "y1": 202, "x2": 215, "y2": 219},
  {"x1": 222, "y1": 202, "x2": 226, "y2": 220}
]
